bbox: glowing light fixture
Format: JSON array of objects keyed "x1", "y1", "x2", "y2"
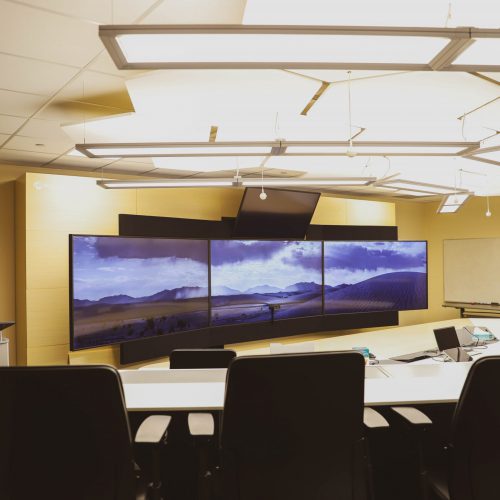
[
  {"x1": 99, "y1": 25, "x2": 500, "y2": 72},
  {"x1": 97, "y1": 176, "x2": 376, "y2": 189},
  {"x1": 76, "y1": 140, "x2": 479, "y2": 159},
  {"x1": 437, "y1": 193, "x2": 471, "y2": 213}
]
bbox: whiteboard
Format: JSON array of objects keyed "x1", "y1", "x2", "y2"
[{"x1": 444, "y1": 238, "x2": 500, "y2": 304}]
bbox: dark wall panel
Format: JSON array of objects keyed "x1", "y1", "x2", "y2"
[
  {"x1": 119, "y1": 214, "x2": 234, "y2": 239},
  {"x1": 120, "y1": 311, "x2": 398, "y2": 364}
]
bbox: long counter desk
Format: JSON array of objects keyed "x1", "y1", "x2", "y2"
[{"x1": 120, "y1": 317, "x2": 500, "y2": 411}]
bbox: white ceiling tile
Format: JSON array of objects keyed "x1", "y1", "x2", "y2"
[
  {"x1": 0, "y1": 133, "x2": 11, "y2": 144},
  {"x1": 4, "y1": 133, "x2": 73, "y2": 155},
  {"x1": 0, "y1": 53, "x2": 78, "y2": 96},
  {"x1": 87, "y1": 51, "x2": 145, "y2": 77},
  {"x1": 62, "y1": 112, "x2": 208, "y2": 142},
  {"x1": 127, "y1": 69, "x2": 319, "y2": 119},
  {"x1": 0, "y1": 1, "x2": 102, "y2": 67},
  {"x1": 0, "y1": 114, "x2": 25, "y2": 134},
  {"x1": 19, "y1": 118, "x2": 71, "y2": 139},
  {"x1": 243, "y1": 0, "x2": 500, "y2": 28},
  {"x1": 102, "y1": 160, "x2": 155, "y2": 174},
  {"x1": 50, "y1": 154, "x2": 117, "y2": 169},
  {"x1": 142, "y1": 0, "x2": 246, "y2": 23},
  {"x1": 0, "y1": 89, "x2": 46, "y2": 117},
  {"x1": 57, "y1": 71, "x2": 133, "y2": 109},
  {"x1": 36, "y1": 100, "x2": 127, "y2": 122},
  {"x1": 14, "y1": 0, "x2": 158, "y2": 24},
  {"x1": 0, "y1": 148, "x2": 56, "y2": 166},
  {"x1": 149, "y1": 168, "x2": 199, "y2": 178},
  {"x1": 289, "y1": 70, "x2": 403, "y2": 83}
]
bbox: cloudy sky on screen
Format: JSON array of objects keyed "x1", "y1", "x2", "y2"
[
  {"x1": 72, "y1": 236, "x2": 208, "y2": 300},
  {"x1": 324, "y1": 241, "x2": 427, "y2": 287},
  {"x1": 211, "y1": 240, "x2": 322, "y2": 292}
]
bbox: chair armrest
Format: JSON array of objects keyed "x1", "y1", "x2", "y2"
[
  {"x1": 135, "y1": 415, "x2": 171, "y2": 444},
  {"x1": 363, "y1": 407, "x2": 389, "y2": 429},
  {"x1": 188, "y1": 413, "x2": 215, "y2": 436},
  {"x1": 391, "y1": 407, "x2": 432, "y2": 426}
]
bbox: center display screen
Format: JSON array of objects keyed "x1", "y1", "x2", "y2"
[{"x1": 210, "y1": 240, "x2": 323, "y2": 326}]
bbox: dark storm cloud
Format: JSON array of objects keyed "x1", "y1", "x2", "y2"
[
  {"x1": 210, "y1": 240, "x2": 284, "y2": 266},
  {"x1": 94, "y1": 237, "x2": 208, "y2": 263},
  {"x1": 282, "y1": 245, "x2": 322, "y2": 270},
  {"x1": 325, "y1": 243, "x2": 426, "y2": 271}
]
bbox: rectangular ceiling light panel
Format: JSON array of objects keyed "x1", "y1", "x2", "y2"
[
  {"x1": 77, "y1": 141, "x2": 480, "y2": 159},
  {"x1": 285, "y1": 145, "x2": 469, "y2": 155},
  {"x1": 100, "y1": 25, "x2": 488, "y2": 70},
  {"x1": 77, "y1": 142, "x2": 274, "y2": 158},
  {"x1": 242, "y1": 177, "x2": 376, "y2": 187}
]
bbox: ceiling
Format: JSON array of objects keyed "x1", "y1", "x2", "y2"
[{"x1": 0, "y1": 0, "x2": 498, "y2": 200}]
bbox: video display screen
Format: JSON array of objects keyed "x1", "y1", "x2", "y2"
[
  {"x1": 210, "y1": 240, "x2": 323, "y2": 326},
  {"x1": 71, "y1": 236, "x2": 209, "y2": 349},
  {"x1": 324, "y1": 241, "x2": 427, "y2": 314}
]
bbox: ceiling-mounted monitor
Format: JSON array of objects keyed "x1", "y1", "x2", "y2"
[{"x1": 232, "y1": 187, "x2": 320, "y2": 239}]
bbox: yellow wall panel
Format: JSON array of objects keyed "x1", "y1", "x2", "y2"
[
  {"x1": 26, "y1": 173, "x2": 136, "y2": 233},
  {"x1": 310, "y1": 196, "x2": 347, "y2": 225},
  {"x1": 68, "y1": 345, "x2": 119, "y2": 366},
  {"x1": 26, "y1": 288, "x2": 69, "y2": 347},
  {"x1": 26, "y1": 230, "x2": 69, "y2": 290},
  {"x1": 0, "y1": 182, "x2": 16, "y2": 363},
  {"x1": 15, "y1": 176, "x2": 27, "y2": 364},
  {"x1": 345, "y1": 198, "x2": 396, "y2": 226},
  {"x1": 28, "y1": 344, "x2": 69, "y2": 365},
  {"x1": 137, "y1": 187, "x2": 235, "y2": 220}
]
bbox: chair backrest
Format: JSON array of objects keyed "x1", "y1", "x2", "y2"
[
  {"x1": 220, "y1": 352, "x2": 366, "y2": 500},
  {"x1": 0, "y1": 365, "x2": 137, "y2": 500},
  {"x1": 449, "y1": 356, "x2": 500, "y2": 500},
  {"x1": 169, "y1": 348, "x2": 236, "y2": 369}
]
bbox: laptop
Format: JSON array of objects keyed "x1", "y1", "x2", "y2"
[{"x1": 433, "y1": 326, "x2": 460, "y2": 352}]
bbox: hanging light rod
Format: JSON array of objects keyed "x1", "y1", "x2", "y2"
[
  {"x1": 96, "y1": 176, "x2": 376, "y2": 190},
  {"x1": 76, "y1": 140, "x2": 479, "y2": 158},
  {"x1": 99, "y1": 25, "x2": 500, "y2": 72}
]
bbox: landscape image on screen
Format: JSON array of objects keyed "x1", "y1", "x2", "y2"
[
  {"x1": 211, "y1": 240, "x2": 322, "y2": 326},
  {"x1": 71, "y1": 236, "x2": 209, "y2": 349},
  {"x1": 324, "y1": 241, "x2": 427, "y2": 314}
]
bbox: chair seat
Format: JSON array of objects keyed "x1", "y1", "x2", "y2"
[{"x1": 428, "y1": 466, "x2": 450, "y2": 500}]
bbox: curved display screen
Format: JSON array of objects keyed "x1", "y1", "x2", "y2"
[
  {"x1": 71, "y1": 236, "x2": 209, "y2": 350},
  {"x1": 210, "y1": 240, "x2": 322, "y2": 326},
  {"x1": 70, "y1": 236, "x2": 427, "y2": 350},
  {"x1": 324, "y1": 240, "x2": 428, "y2": 314}
]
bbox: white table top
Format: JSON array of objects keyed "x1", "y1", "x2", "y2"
[{"x1": 120, "y1": 318, "x2": 500, "y2": 411}]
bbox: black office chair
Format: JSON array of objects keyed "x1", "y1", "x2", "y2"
[
  {"x1": 191, "y1": 351, "x2": 368, "y2": 500},
  {"x1": 169, "y1": 349, "x2": 236, "y2": 369},
  {"x1": 392, "y1": 356, "x2": 500, "y2": 500},
  {"x1": 0, "y1": 365, "x2": 171, "y2": 500}
]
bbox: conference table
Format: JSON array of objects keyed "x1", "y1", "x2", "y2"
[{"x1": 120, "y1": 317, "x2": 500, "y2": 412}]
